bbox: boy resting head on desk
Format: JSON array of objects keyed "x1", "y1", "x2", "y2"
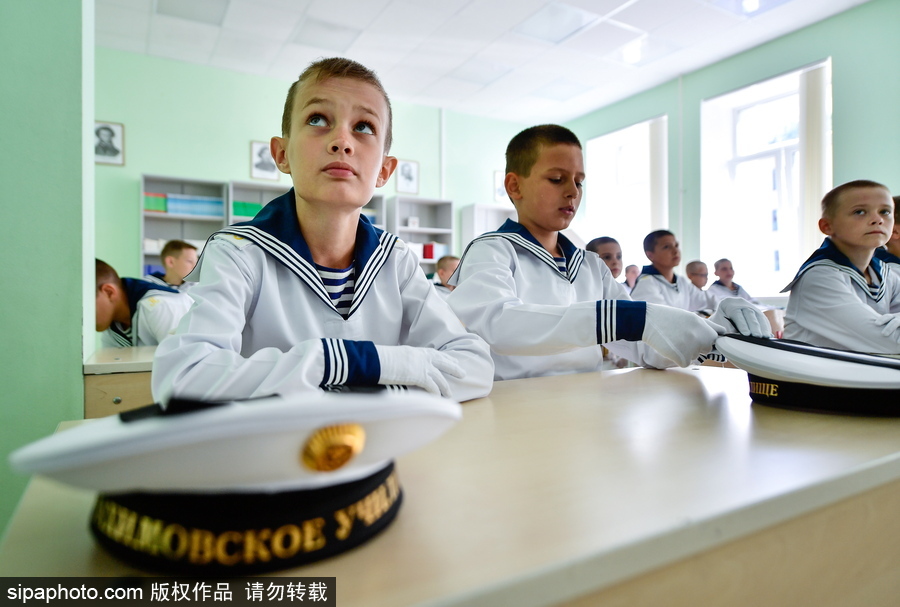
[
  {"x1": 446, "y1": 124, "x2": 770, "y2": 381},
  {"x1": 96, "y1": 258, "x2": 192, "y2": 348},
  {"x1": 152, "y1": 57, "x2": 493, "y2": 403},
  {"x1": 783, "y1": 180, "x2": 900, "y2": 352}
]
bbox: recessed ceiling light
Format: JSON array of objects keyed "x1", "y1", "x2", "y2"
[
  {"x1": 155, "y1": 0, "x2": 229, "y2": 26},
  {"x1": 514, "y1": 1, "x2": 600, "y2": 45},
  {"x1": 609, "y1": 36, "x2": 681, "y2": 67},
  {"x1": 293, "y1": 18, "x2": 362, "y2": 53},
  {"x1": 711, "y1": 0, "x2": 793, "y2": 17}
]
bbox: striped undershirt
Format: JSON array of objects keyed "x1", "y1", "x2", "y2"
[
  {"x1": 316, "y1": 263, "x2": 356, "y2": 318},
  {"x1": 554, "y1": 256, "x2": 568, "y2": 277}
]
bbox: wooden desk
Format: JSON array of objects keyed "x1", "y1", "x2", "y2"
[
  {"x1": 83, "y1": 347, "x2": 156, "y2": 418},
  {"x1": 3, "y1": 367, "x2": 899, "y2": 606}
]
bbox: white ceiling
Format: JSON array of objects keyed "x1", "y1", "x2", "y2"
[{"x1": 95, "y1": 0, "x2": 870, "y2": 124}]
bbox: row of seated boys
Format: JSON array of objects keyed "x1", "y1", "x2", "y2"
[{"x1": 96, "y1": 57, "x2": 897, "y2": 407}]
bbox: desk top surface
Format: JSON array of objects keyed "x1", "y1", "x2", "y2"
[
  {"x1": 83, "y1": 346, "x2": 157, "y2": 374},
  {"x1": 3, "y1": 367, "x2": 900, "y2": 606}
]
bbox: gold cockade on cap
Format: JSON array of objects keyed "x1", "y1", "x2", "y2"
[{"x1": 301, "y1": 424, "x2": 366, "y2": 472}]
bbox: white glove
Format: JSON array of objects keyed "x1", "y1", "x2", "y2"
[
  {"x1": 709, "y1": 298, "x2": 773, "y2": 338},
  {"x1": 375, "y1": 345, "x2": 465, "y2": 397},
  {"x1": 875, "y1": 314, "x2": 900, "y2": 341},
  {"x1": 642, "y1": 303, "x2": 726, "y2": 367}
]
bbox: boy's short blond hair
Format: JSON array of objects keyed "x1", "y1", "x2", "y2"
[
  {"x1": 821, "y1": 180, "x2": 889, "y2": 218},
  {"x1": 281, "y1": 57, "x2": 393, "y2": 152},
  {"x1": 160, "y1": 239, "x2": 197, "y2": 261},
  {"x1": 436, "y1": 255, "x2": 459, "y2": 272},
  {"x1": 685, "y1": 260, "x2": 707, "y2": 274},
  {"x1": 505, "y1": 124, "x2": 581, "y2": 178},
  {"x1": 714, "y1": 258, "x2": 731, "y2": 271},
  {"x1": 96, "y1": 258, "x2": 121, "y2": 291}
]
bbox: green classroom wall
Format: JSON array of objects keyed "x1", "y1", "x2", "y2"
[
  {"x1": 0, "y1": 2, "x2": 93, "y2": 540},
  {"x1": 566, "y1": 0, "x2": 900, "y2": 263},
  {"x1": 3, "y1": 0, "x2": 898, "y2": 540}
]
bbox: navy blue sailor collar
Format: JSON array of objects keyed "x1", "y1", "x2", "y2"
[
  {"x1": 639, "y1": 264, "x2": 680, "y2": 287},
  {"x1": 215, "y1": 189, "x2": 398, "y2": 318},
  {"x1": 711, "y1": 279, "x2": 740, "y2": 291},
  {"x1": 462, "y1": 218, "x2": 585, "y2": 283},
  {"x1": 874, "y1": 247, "x2": 900, "y2": 265},
  {"x1": 109, "y1": 278, "x2": 179, "y2": 345},
  {"x1": 781, "y1": 237, "x2": 886, "y2": 298}
]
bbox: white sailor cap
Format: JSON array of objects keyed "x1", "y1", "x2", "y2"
[
  {"x1": 9, "y1": 390, "x2": 461, "y2": 574},
  {"x1": 715, "y1": 334, "x2": 900, "y2": 415}
]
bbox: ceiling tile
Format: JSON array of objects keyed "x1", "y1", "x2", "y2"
[
  {"x1": 651, "y1": 4, "x2": 744, "y2": 46},
  {"x1": 267, "y1": 44, "x2": 334, "y2": 81},
  {"x1": 95, "y1": 3, "x2": 151, "y2": 39},
  {"x1": 95, "y1": 30, "x2": 148, "y2": 54},
  {"x1": 148, "y1": 14, "x2": 221, "y2": 64},
  {"x1": 612, "y1": 0, "x2": 707, "y2": 32},
  {"x1": 221, "y1": 0, "x2": 305, "y2": 40},
  {"x1": 561, "y1": 20, "x2": 644, "y2": 56},
  {"x1": 305, "y1": 0, "x2": 391, "y2": 30},
  {"x1": 96, "y1": 0, "x2": 154, "y2": 12}
]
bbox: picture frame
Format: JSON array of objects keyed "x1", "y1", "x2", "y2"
[
  {"x1": 493, "y1": 170, "x2": 507, "y2": 202},
  {"x1": 396, "y1": 159, "x2": 419, "y2": 195},
  {"x1": 94, "y1": 121, "x2": 124, "y2": 166},
  {"x1": 250, "y1": 141, "x2": 279, "y2": 181}
]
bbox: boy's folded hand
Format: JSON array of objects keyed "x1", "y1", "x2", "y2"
[
  {"x1": 375, "y1": 345, "x2": 465, "y2": 397},
  {"x1": 875, "y1": 314, "x2": 900, "y2": 340},
  {"x1": 642, "y1": 304, "x2": 725, "y2": 367},
  {"x1": 710, "y1": 298, "x2": 773, "y2": 338}
]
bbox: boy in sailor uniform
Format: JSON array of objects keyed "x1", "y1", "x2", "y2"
[
  {"x1": 876, "y1": 195, "x2": 900, "y2": 267},
  {"x1": 783, "y1": 180, "x2": 900, "y2": 352},
  {"x1": 630, "y1": 231, "x2": 719, "y2": 314},
  {"x1": 446, "y1": 124, "x2": 769, "y2": 381},
  {"x1": 152, "y1": 58, "x2": 493, "y2": 402},
  {"x1": 144, "y1": 239, "x2": 198, "y2": 293},
  {"x1": 685, "y1": 260, "x2": 709, "y2": 290},
  {"x1": 96, "y1": 259, "x2": 192, "y2": 348},
  {"x1": 707, "y1": 259, "x2": 760, "y2": 304}
]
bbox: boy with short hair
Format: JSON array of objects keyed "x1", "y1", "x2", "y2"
[
  {"x1": 586, "y1": 236, "x2": 623, "y2": 279},
  {"x1": 96, "y1": 258, "x2": 192, "y2": 348},
  {"x1": 783, "y1": 180, "x2": 900, "y2": 352},
  {"x1": 707, "y1": 258, "x2": 759, "y2": 304},
  {"x1": 685, "y1": 260, "x2": 709, "y2": 289},
  {"x1": 152, "y1": 58, "x2": 493, "y2": 402},
  {"x1": 631, "y1": 231, "x2": 717, "y2": 313},
  {"x1": 623, "y1": 264, "x2": 640, "y2": 294},
  {"x1": 433, "y1": 255, "x2": 459, "y2": 299},
  {"x1": 447, "y1": 124, "x2": 768, "y2": 381},
  {"x1": 145, "y1": 239, "x2": 198, "y2": 293}
]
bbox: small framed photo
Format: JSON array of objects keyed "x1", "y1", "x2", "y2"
[
  {"x1": 95, "y1": 121, "x2": 124, "y2": 166},
  {"x1": 396, "y1": 159, "x2": 419, "y2": 194},
  {"x1": 250, "y1": 141, "x2": 279, "y2": 181},
  {"x1": 493, "y1": 170, "x2": 507, "y2": 202}
]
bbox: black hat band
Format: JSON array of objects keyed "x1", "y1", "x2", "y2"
[
  {"x1": 747, "y1": 374, "x2": 900, "y2": 416},
  {"x1": 90, "y1": 462, "x2": 402, "y2": 574}
]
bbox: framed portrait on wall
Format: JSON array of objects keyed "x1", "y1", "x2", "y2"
[
  {"x1": 396, "y1": 159, "x2": 419, "y2": 194},
  {"x1": 250, "y1": 141, "x2": 279, "y2": 181},
  {"x1": 95, "y1": 121, "x2": 124, "y2": 166}
]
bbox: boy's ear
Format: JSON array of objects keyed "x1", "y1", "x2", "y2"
[
  {"x1": 98, "y1": 282, "x2": 117, "y2": 300},
  {"x1": 376, "y1": 155, "x2": 398, "y2": 188},
  {"x1": 891, "y1": 223, "x2": 900, "y2": 242},
  {"x1": 162, "y1": 255, "x2": 175, "y2": 270},
  {"x1": 270, "y1": 137, "x2": 291, "y2": 175},
  {"x1": 505, "y1": 172, "x2": 522, "y2": 202},
  {"x1": 818, "y1": 216, "x2": 834, "y2": 236}
]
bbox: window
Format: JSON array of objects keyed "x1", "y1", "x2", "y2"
[
  {"x1": 701, "y1": 61, "x2": 832, "y2": 295},
  {"x1": 577, "y1": 116, "x2": 668, "y2": 271}
]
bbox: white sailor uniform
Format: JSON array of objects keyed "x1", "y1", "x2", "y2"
[
  {"x1": 446, "y1": 219, "x2": 675, "y2": 381},
  {"x1": 102, "y1": 278, "x2": 193, "y2": 348},
  {"x1": 783, "y1": 238, "x2": 900, "y2": 353},
  {"x1": 706, "y1": 281, "x2": 759, "y2": 305},
  {"x1": 144, "y1": 272, "x2": 196, "y2": 294},
  {"x1": 152, "y1": 190, "x2": 494, "y2": 402},
  {"x1": 629, "y1": 266, "x2": 717, "y2": 313}
]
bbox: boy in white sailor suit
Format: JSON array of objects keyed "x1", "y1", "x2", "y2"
[
  {"x1": 630, "y1": 231, "x2": 719, "y2": 315},
  {"x1": 153, "y1": 58, "x2": 493, "y2": 402},
  {"x1": 144, "y1": 239, "x2": 198, "y2": 294},
  {"x1": 783, "y1": 180, "x2": 900, "y2": 352},
  {"x1": 96, "y1": 259, "x2": 192, "y2": 348},
  {"x1": 707, "y1": 258, "x2": 760, "y2": 305},
  {"x1": 447, "y1": 125, "x2": 770, "y2": 381}
]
